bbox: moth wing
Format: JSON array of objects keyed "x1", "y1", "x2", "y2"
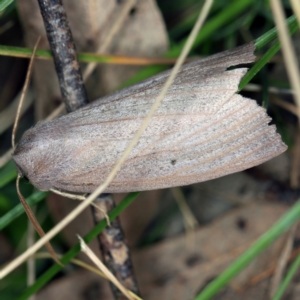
[{"x1": 14, "y1": 43, "x2": 286, "y2": 193}]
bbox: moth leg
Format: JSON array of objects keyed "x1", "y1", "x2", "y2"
[{"x1": 49, "y1": 189, "x2": 111, "y2": 226}]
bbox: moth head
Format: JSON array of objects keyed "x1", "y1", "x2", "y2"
[{"x1": 12, "y1": 127, "x2": 52, "y2": 191}]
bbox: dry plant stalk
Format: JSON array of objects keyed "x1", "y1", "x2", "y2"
[
  {"x1": 269, "y1": 223, "x2": 298, "y2": 297},
  {"x1": 11, "y1": 37, "x2": 41, "y2": 149},
  {"x1": 0, "y1": 0, "x2": 287, "y2": 278},
  {"x1": 270, "y1": 0, "x2": 300, "y2": 187}
]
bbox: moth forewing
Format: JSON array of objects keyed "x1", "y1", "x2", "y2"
[{"x1": 12, "y1": 42, "x2": 287, "y2": 194}]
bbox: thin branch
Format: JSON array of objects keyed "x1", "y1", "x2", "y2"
[
  {"x1": 37, "y1": 0, "x2": 88, "y2": 111},
  {"x1": 93, "y1": 195, "x2": 139, "y2": 298}
]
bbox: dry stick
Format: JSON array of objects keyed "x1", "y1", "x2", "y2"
[
  {"x1": 78, "y1": 236, "x2": 136, "y2": 300},
  {"x1": 37, "y1": 0, "x2": 88, "y2": 112},
  {"x1": 270, "y1": 0, "x2": 300, "y2": 188},
  {"x1": 0, "y1": 0, "x2": 214, "y2": 279},
  {"x1": 83, "y1": 0, "x2": 137, "y2": 81},
  {"x1": 92, "y1": 195, "x2": 139, "y2": 298},
  {"x1": 37, "y1": 0, "x2": 139, "y2": 297}
]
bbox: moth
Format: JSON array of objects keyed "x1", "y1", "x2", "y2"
[{"x1": 12, "y1": 43, "x2": 287, "y2": 194}]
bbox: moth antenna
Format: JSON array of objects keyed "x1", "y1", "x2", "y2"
[
  {"x1": 12, "y1": 36, "x2": 41, "y2": 150},
  {"x1": 16, "y1": 175, "x2": 63, "y2": 266}
]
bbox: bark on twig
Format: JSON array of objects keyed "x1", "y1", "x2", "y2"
[
  {"x1": 37, "y1": 1, "x2": 139, "y2": 298},
  {"x1": 93, "y1": 194, "x2": 139, "y2": 299},
  {"x1": 37, "y1": 0, "x2": 88, "y2": 112}
]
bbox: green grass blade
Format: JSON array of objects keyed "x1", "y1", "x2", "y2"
[
  {"x1": 0, "y1": 190, "x2": 48, "y2": 230},
  {"x1": 121, "y1": 0, "x2": 253, "y2": 88},
  {"x1": 0, "y1": 160, "x2": 17, "y2": 188},
  {"x1": 239, "y1": 15, "x2": 299, "y2": 91},
  {"x1": 16, "y1": 191, "x2": 140, "y2": 300},
  {"x1": 0, "y1": 0, "x2": 13, "y2": 12},
  {"x1": 255, "y1": 15, "x2": 297, "y2": 50},
  {"x1": 195, "y1": 200, "x2": 300, "y2": 300},
  {"x1": 272, "y1": 252, "x2": 300, "y2": 300}
]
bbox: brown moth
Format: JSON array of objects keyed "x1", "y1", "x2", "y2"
[{"x1": 12, "y1": 43, "x2": 287, "y2": 193}]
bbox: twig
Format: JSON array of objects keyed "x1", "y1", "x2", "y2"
[
  {"x1": 37, "y1": 0, "x2": 88, "y2": 112},
  {"x1": 36, "y1": 1, "x2": 139, "y2": 298},
  {"x1": 92, "y1": 194, "x2": 139, "y2": 299}
]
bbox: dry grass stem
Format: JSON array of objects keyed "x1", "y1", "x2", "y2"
[
  {"x1": 49, "y1": 189, "x2": 111, "y2": 225},
  {"x1": 290, "y1": 0, "x2": 300, "y2": 27},
  {"x1": 271, "y1": 96, "x2": 300, "y2": 117},
  {"x1": 245, "y1": 83, "x2": 294, "y2": 96},
  {"x1": 0, "y1": 20, "x2": 14, "y2": 35},
  {"x1": 270, "y1": 0, "x2": 300, "y2": 114},
  {"x1": 172, "y1": 187, "x2": 199, "y2": 250},
  {"x1": 44, "y1": 103, "x2": 65, "y2": 121},
  {"x1": 16, "y1": 175, "x2": 62, "y2": 266},
  {"x1": 270, "y1": 0, "x2": 300, "y2": 187},
  {"x1": 11, "y1": 37, "x2": 41, "y2": 150},
  {"x1": 49, "y1": 188, "x2": 86, "y2": 201},
  {"x1": 31, "y1": 252, "x2": 107, "y2": 279},
  {"x1": 78, "y1": 236, "x2": 140, "y2": 300},
  {"x1": 269, "y1": 223, "x2": 298, "y2": 297},
  {"x1": 0, "y1": 0, "x2": 213, "y2": 278},
  {"x1": 27, "y1": 209, "x2": 36, "y2": 300},
  {"x1": 83, "y1": 0, "x2": 137, "y2": 81},
  {"x1": 248, "y1": 245, "x2": 300, "y2": 287},
  {"x1": 172, "y1": 187, "x2": 199, "y2": 230}
]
